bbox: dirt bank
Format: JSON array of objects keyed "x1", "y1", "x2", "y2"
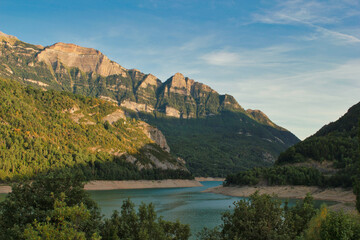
[
  {"x1": 84, "y1": 179, "x2": 203, "y2": 190},
  {"x1": 0, "y1": 180, "x2": 203, "y2": 194},
  {"x1": 195, "y1": 177, "x2": 225, "y2": 181},
  {"x1": 204, "y1": 185, "x2": 356, "y2": 212}
]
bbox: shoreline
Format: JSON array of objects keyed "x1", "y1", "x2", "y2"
[
  {"x1": 84, "y1": 179, "x2": 203, "y2": 191},
  {"x1": 0, "y1": 179, "x2": 203, "y2": 193},
  {"x1": 204, "y1": 185, "x2": 356, "y2": 212},
  {"x1": 195, "y1": 177, "x2": 225, "y2": 182}
]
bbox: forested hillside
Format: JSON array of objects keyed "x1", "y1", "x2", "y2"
[
  {"x1": 225, "y1": 102, "x2": 360, "y2": 187},
  {"x1": 0, "y1": 77, "x2": 191, "y2": 181},
  {"x1": 137, "y1": 111, "x2": 298, "y2": 176}
]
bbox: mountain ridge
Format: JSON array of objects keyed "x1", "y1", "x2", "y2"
[
  {"x1": 0, "y1": 31, "x2": 290, "y2": 130},
  {"x1": 0, "y1": 30, "x2": 300, "y2": 176}
]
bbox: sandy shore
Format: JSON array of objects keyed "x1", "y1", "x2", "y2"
[
  {"x1": 204, "y1": 185, "x2": 356, "y2": 212},
  {"x1": 195, "y1": 177, "x2": 225, "y2": 182},
  {"x1": 84, "y1": 179, "x2": 203, "y2": 190},
  {"x1": 0, "y1": 180, "x2": 203, "y2": 193}
]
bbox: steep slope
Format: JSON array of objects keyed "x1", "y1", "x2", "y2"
[
  {"x1": 225, "y1": 102, "x2": 360, "y2": 187},
  {"x1": 0, "y1": 31, "x2": 300, "y2": 176},
  {"x1": 277, "y1": 102, "x2": 360, "y2": 167},
  {"x1": 137, "y1": 111, "x2": 299, "y2": 176},
  {"x1": 0, "y1": 77, "x2": 190, "y2": 181}
]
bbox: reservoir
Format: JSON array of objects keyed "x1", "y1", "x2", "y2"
[
  {"x1": 88, "y1": 181, "x2": 335, "y2": 238},
  {"x1": 89, "y1": 181, "x2": 227, "y2": 238}
]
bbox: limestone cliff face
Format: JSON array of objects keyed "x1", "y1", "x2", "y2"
[
  {"x1": 156, "y1": 73, "x2": 244, "y2": 118},
  {"x1": 120, "y1": 100, "x2": 154, "y2": 113},
  {"x1": 139, "y1": 74, "x2": 160, "y2": 89},
  {"x1": 246, "y1": 109, "x2": 286, "y2": 131},
  {"x1": 37, "y1": 43, "x2": 127, "y2": 77},
  {"x1": 139, "y1": 122, "x2": 170, "y2": 153},
  {"x1": 163, "y1": 73, "x2": 194, "y2": 95}
]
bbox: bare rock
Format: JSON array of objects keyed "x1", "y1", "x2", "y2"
[
  {"x1": 37, "y1": 42, "x2": 128, "y2": 77},
  {"x1": 138, "y1": 74, "x2": 160, "y2": 88},
  {"x1": 103, "y1": 109, "x2": 126, "y2": 124},
  {"x1": 120, "y1": 100, "x2": 154, "y2": 113},
  {"x1": 139, "y1": 122, "x2": 170, "y2": 152},
  {"x1": 165, "y1": 106, "x2": 180, "y2": 118}
]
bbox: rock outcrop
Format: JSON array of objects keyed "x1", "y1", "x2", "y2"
[
  {"x1": 120, "y1": 100, "x2": 154, "y2": 113},
  {"x1": 103, "y1": 109, "x2": 126, "y2": 124},
  {"x1": 246, "y1": 109, "x2": 286, "y2": 131},
  {"x1": 37, "y1": 42, "x2": 128, "y2": 77},
  {"x1": 139, "y1": 122, "x2": 170, "y2": 153}
]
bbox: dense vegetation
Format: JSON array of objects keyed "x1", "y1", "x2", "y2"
[
  {"x1": 198, "y1": 192, "x2": 360, "y2": 240},
  {"x1": 2, "y1": 174, "x2": 359, "y2": 240},
  {"x1": 224, "y1": 165, "x2": 352, "y2": 188},
  {"x1": 135, "y1": 111, "x2": 299, "y2": 177},
  {"x1": 0, "y1": 173, "x2": 191, "y2": 240},
  {"x1": 0, "y1": 77, "x2": 191, "y2": 181}
]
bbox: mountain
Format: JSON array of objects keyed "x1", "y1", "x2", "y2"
[
  {"x1": 277, "y1": 102, "x2": 360, "y2": 167},
  {"x1": 0, "y1": 31, "x2": 300, "y2": 176},
  {"x1": 225, "y1": 102, "x2": 360, "y2": 187},
  {"x1": 0, "y1": 77, "x2": 191, "y2": 181}
]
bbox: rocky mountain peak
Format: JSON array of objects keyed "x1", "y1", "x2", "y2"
[
  {"x1": 47, "y1": 42, "x2": 100, "y2": 55},
  {"x1": 37, "y1": 42, "x2": 127, "y2": 77},
  {"x1": 167, "y1": 72, "x2": 186, "y2": 87},
  {"x1": 164, "y1": 73, "x2": 196, "y2": 95}
]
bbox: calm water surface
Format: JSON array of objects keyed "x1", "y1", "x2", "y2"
[
  {"x1": 89, "y1": 181, "x2": 231, "y2": 238},
  {"x1": 89, "y1": 181, "x2": 335, "y2": 238}
]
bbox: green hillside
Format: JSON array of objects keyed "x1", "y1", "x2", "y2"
[
  {"x1": 0, "y1": 77, "x2": 191, "y2": 181},
  {"x1": 225, "y1": 102, "x2": 360, "y2": 187},
  {"x1": 136, "y1": 111, "x2": 299, "y2": 177}
]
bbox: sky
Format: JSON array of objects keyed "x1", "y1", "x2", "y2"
[{"x1": 1, "y1": 0, "x2": 359, "y2": 140}]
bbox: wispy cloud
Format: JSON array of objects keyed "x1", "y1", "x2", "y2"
[
  {"x1": 200, "y1": 45, "x2": 297, "y2": 67},
  {"x1": 253, "y1": 0, "x2": 360, "y2": 44},
  {"x1": 225, "y1": 59, "x2": 360, "y2": 139}
]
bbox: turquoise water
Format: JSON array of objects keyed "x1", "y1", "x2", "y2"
[
  {"x1": 88, "y1": 181, "x2": 336, "y2": 238},
  {"x1": 89, "y1": 181, "x2": 232, "y2": 238}
]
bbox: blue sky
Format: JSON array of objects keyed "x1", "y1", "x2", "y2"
[{"x1": 1, "y1": 0, "x2": 360, "y2": 139}]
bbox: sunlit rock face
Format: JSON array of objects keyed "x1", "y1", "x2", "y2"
[{"x1": 37, "y1": 42, "x2": 128, "y2": 77}]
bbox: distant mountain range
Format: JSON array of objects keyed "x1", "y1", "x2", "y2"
[{"x1": 0, "y1": 31, "x2": 299, "y2": 177}]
